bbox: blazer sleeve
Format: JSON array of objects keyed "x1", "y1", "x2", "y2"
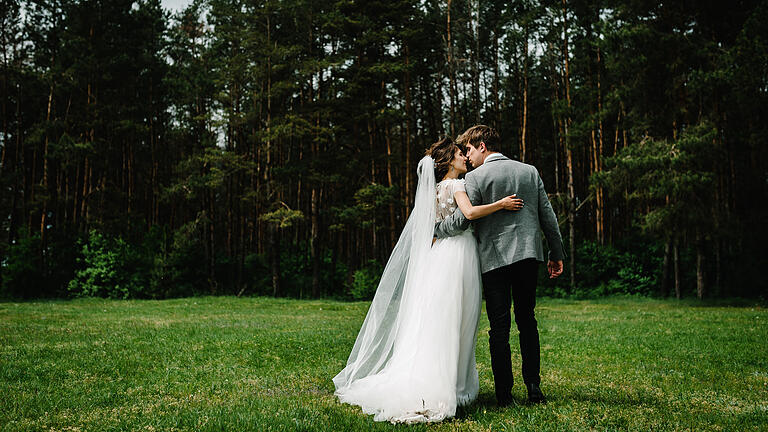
[
  {"x1": 464, "y1": 171, "x2": 482, "y2": 206},
  {"x1": 433, "y1": 207, "x2": 469, "y2": 239},
  {"x1": 537, "y1": 173, "x2": 566, "y2": 261}
]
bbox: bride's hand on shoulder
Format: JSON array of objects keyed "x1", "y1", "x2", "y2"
[{"x1": 499, "y1": 194, "x2": 523, "y2": 211}]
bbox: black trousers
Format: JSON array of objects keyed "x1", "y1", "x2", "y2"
[{"x1": 482, "y1": 258, "x2": 541, "y2": 401}]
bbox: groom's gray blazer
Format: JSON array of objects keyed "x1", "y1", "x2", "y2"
[{"x1": 435, "y1": 153, "x2": 565, "y2": 274}]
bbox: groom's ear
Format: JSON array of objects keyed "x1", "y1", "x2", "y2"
[{"x1": 478, "y1": 142, "x2": 486, "y2": 153}]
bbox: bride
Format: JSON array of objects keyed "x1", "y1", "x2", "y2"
[{"x1": 333, "y1": 137, "x2": 522, "y2": 424}]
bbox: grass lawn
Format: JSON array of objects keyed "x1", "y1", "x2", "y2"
[{"x1": 1, "y1": 296, "x2": 766, "y2": 431}]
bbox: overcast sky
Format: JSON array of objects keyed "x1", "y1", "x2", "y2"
[{"x1": 161, "y1": 0, "x2": 192, "y2": 12}]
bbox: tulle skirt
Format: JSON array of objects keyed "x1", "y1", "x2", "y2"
[{"x1": 336, "y1": 230, "x2": 482, "y2": 423}]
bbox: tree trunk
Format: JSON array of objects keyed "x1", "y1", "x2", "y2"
[
  {"x1": 81, "y1": 156, "x2": 90, "y2": 228},
  {"x1": 40, "y1": 82, "x2": 54, "y2": 253},
  {"x1": 673, "y1": 239, "x2": 681, "y2": 299},
  {"x1": 270, "y1": 226, "x2": 280, "y2": 296},
  {"x1": 7, "y1": 40, "x2": 22, "y2": 245},
  {"x1": 266, "y1": 14, "x2": 279, "y2": 296},
  {"x1": 620, "y1": 99, "x2": 628, "y2": 148},
  {"x1": 521, "y1": 25, "x2": 529, "y2": 162},
  {"x1": 696, "y1": 232, "x2": 705, "y2": 299},
  {"x1": 547, "y1": 40, "x2": 561, "y2": 194},
  {"x1": 367, "y1": 118, "x2": 375, "y2": 181},
  {"x1": 207, "y1": 168, "x2": 216, "y2": 294},
  {"x1": 0, "y1": 15, "x2": 9, "y2": 177},
  {"x1": 595, "y1": 42, "x2": 605, "y2": 244},
  {"x1": 385, "y1": 122, "x2": 396, "y2": 249},
  {"x1": 311, "y1": 187, "x2": 320, "y2": 297},
  {"x1": 661, "y1": 240, "x2": 671, "y2": 297},
  {"x1": 446, "y1": 0, "x2": 455, "y2": 137},
  {"x1": 613, "y1": 108, "x2": 620, "y2": 156},
  {"x1": 562, "y1": 0, "x2": 576, "y2": 290},
  {"x1": 493, "y1": 33, "x2": 501, "y2": 129},
  {"x1": 404, "y1": 43, "x2": 413, "y2": 216},
  {"x1": 472, "y1": 0, "x2": 480, "y2": 123},
  {"x1": 714, "y1": 240, "x2": 722, "y2": 296}
]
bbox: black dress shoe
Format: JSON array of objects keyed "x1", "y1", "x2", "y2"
[
  {"x1": 526, "y1": 383, "x2": 547, "y2": 404},
  {"x1": 496, "y1": 388, "x2": 514, "y2": 407}
]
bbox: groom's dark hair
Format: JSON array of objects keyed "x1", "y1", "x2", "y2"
[{"x1": 458, "y1": 125, "x2": 500, "y2": 152}]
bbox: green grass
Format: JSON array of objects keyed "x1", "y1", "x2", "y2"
[{"x1": 1, "y1": 296, "x2": 766, "y2": 431}]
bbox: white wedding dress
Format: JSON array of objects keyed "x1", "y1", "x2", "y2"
[{"x1": 333, "y1": 156, "x2": 482, "y2": 424}]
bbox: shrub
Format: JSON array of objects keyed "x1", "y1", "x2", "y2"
[
  {"x1": 539, "y1": 238, "x2": 662, "y2": 298},
  {"x1": 243, "y1": 243, "x2": 350, "y2": 299},
  {"x1": 349, "y1": 259, "x2": 383, "y2": 300},
  {"x1": 68, "y1": 230, "x2": 148, "y2": 299},
  {"x1": 149, "y1": 221, "x2": 209, "y2": 298},
  {"x1": 1, "y1": 234, "x2": 44, "y2": 299},
  {"x1": 244, "y1": 252, "x2": 270, "y2": 295}
]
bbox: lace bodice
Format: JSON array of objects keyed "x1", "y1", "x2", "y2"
[{"x1": 435, "y1": 178, "x2": 465, "y2": 222}]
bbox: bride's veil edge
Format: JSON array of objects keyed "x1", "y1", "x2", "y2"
[{"x1": 333, "y1": 155, "x2": 436, "y2": 392}]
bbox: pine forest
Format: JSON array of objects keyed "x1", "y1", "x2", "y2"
[{"x1": 1, "y1": 0, "x2": 767, "y2": 300}]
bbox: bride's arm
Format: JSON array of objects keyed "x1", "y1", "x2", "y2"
[{"x1": 454, "y1": 191, "x2": 523, "y2": 220}]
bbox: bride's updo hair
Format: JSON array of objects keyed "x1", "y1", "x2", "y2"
[{"x1": 426, "y1": 136, "x2": 463, "y2": 181}]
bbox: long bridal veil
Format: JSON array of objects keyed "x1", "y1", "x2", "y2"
[{"x1": 333, "y1": 156, "x2": 436, "y2": 391}]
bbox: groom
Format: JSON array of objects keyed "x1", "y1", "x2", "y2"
[{"x1": 434, "y1": 125, "x2": 565, "y2": 406}]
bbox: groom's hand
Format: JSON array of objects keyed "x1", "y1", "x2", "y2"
[{"x1": 547, "y1": 260, "x2": 563, "y2": 279}]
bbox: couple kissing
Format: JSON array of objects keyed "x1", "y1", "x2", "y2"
[{"x1": 334, "y1": 125, "x2": 565, "y2": 424}]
